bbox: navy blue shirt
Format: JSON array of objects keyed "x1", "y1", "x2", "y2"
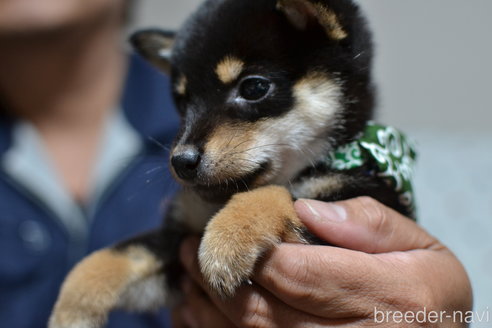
[{"x1": 0, "y1": 54, "x2": 180, "y2": 328}]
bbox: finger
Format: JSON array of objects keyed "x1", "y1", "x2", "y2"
[
  {"x1": 206, "y1": 280, "x2": 337, "y2": 328},
  {"x1": 171, "y1": 305, "x2": 191, "y2": 328},
  {"x1": 254, "y1": 243, "x2": 388, "y2": 318},
  {"x1": 180, "y1": 236, "x2": 205, "y2": 286},
  {"x1": 181, "y1": 275, "x2": 234, "y2": 328},
  {"x1": 254, "y1": 241, "x2": 466, "y2": 320},
  {"x1": 294, "y1": 197, "x2": 440, "y2": 253},
  {"x1": 181, "y1": 304, "x2": 199, "y2": 328},
  {"x1": 180, "y1": 237, "x2": 339, "y2": 327}
]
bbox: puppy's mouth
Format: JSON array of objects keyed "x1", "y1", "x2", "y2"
[{"x1": 192, "y1": 161, "x2": 270, "y2": 203}]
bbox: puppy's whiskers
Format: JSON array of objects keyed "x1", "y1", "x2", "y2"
[
  {"x1": 147, "y1": 136, "x2": 171, "y2": 152},
  {"x1": 227, "y1": 138, "x2": 256, "y2": 153},
  {"x1": 224, "y1": 128, "x2": 240, "y2": 149},
  {"x1": 225, "y1": 143, "x2": 290, "y2": 157}
]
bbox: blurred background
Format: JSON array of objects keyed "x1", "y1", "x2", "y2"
[{"x1": 132, "y1": 1, "x2": 492, "y2": 326}]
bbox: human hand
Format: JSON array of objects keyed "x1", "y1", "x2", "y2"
[{"x1": 173, "y1": 197, "x2": 472, "y2": 327}]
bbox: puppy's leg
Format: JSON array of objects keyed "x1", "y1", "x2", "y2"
[
  {"x1": 48, "y1": 227, "x2": 181, "y2": 328},
  {"x1": 199, "y1": 185, "x2": 305, "y2": 298}
]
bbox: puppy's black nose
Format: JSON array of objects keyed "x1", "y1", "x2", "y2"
[{"x1": 171, "y1": 147, "x2": 201, "y2": 181}]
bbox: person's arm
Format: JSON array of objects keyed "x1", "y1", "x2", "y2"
[{"x1": 174, "y1": 197, "x2": 472, "y2": 327}]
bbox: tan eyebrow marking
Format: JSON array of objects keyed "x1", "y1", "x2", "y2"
[
  {"x1": 215, "y1": 56, "x2": 245, "y2": 84},
  {"x1": 176, "y1": 75, "x2": 187, "y2": 95}
]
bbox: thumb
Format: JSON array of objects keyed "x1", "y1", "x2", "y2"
[{"x1": 294, "y1": 197, "x2": 439, "y2": 253}]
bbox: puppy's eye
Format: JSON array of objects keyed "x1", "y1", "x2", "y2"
[{"x1": 238, "y1": 77, "x2": 271, "y2": 101}]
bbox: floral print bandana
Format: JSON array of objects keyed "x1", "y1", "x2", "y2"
[{"x1": 329, "y1": 123, "x2": 417, "y2": 217}]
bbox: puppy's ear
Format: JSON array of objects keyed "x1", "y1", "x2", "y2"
[
  {"x1": 130, "y1": 29, "x2": 175, "y2": 74},
  {"x1": 276, "y1": 0, "x2": 347, "y2": 40}
]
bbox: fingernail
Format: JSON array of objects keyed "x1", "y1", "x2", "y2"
[{"x1": 298, "y1": 199, "x2": 347, "y2": 222}]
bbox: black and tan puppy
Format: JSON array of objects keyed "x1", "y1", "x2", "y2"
[{"x1": 50, "y1": 0, "x2": 416, "y2": 327}]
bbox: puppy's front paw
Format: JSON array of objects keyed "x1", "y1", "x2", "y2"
[
  {"x1": 198, "y1": 225, "x2": 267, "y2": 298},
  {"x1": 49, "y1": 247, "x2": 162, "y2": 328},
  {"x1": 198, "y1": 185, "x2": 304, "y2": 298},
  {"x1": 49, "y1": 249, "x2": 125, "y2": 328},
  {"x1": 49, "y1": 312, "x2": 105, "y2": 328}
]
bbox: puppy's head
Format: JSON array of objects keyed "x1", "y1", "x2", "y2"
[{"x1": 132, "y1": 0, "x2": 374, "y2": 202}]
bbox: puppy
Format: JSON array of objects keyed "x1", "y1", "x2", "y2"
[{"x1": 49, "y1": 0, "x2": 416, "y2": 327}]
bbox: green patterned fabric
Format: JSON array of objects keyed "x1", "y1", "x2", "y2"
[{"x1": 329, "y1": 122, "x2": 417, "y2": 216}]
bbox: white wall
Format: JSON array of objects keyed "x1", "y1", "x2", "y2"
[
  {"x1": 132, "y1": 0, "x2": 201, "y2": 30},
  {"x1": 132, "y1": 0, "x2": 492, "y2": 132},
  {"x1": 133, "y1": 2, "x2": 492, "y2": 326}
]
